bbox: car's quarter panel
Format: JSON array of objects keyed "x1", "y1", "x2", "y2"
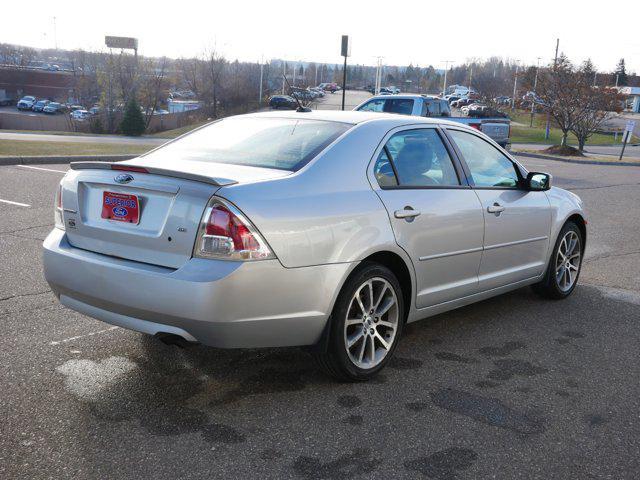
[
  {"x1": 43, "y1": 228, "x2": 352, "y2": 348},
  {"x1": 217, "y1": 121, "x2": 402, "y2": 269},
  {"x1": 375, "y1": 188, "x2": 484, "y2": 307},
  {"x1": 544, "y1": 186, "x2": 587, "y2": 255}
]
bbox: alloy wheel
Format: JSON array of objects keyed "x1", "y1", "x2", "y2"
[
  {"x1": 555, "y1": 231, "x2": 581, "y2": 292},
  {"x1": 343, "y1": 277, "x2": 399, "y2": 369}
]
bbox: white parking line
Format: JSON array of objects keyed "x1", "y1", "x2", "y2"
[
  {"x1": 0, "y1": 198, "x2": 30, "y2": 207},
  {"x1": 17, "y1": 165, "x2": 67, "y2": 174},
  {"x1": 50, "y1": 326, "x2": 120, "y2": 346}
]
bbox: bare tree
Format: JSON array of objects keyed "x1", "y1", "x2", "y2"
[
  {"x1": 536, "y1": 55, "x2": 588, "y2": 147},
  {"x1": 571, "y1": 83, "x2": 622, "y2": 152}
]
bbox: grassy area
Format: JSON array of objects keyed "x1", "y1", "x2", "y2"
[
  {"x1": 0, "y1": 140, "x2": 152, "y2": 156},
  {"x1": 150, "y1": 121, "x2": 210, "y2": 139},
  {"x1": 514, "y1": 150, "x2": 640, "y2": 164},
  {"x1": 509, "y1": 110, "x2": 638, "y2": 145}
]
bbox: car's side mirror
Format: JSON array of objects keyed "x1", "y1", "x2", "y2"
[{"x1": 526, "y1": 172, "x2": 551, "y2": 191}]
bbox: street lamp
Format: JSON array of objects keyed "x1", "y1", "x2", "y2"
[
  {"x1": 441, "y1": 60, "x2": 454, "y2": 97},
  {"x1": 530, "y1": 57, "x2": 541, "y2": 127},
  {"x1": 511, "y1": 60, "x2": 520, "y2": 111}
]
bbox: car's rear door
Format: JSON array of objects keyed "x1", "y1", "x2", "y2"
[
  {"x1": 370, "y1": 126, "x2": 485, "y2": 308},
  {"x1": 444, "y1": 128, "x2": 551, "y2": 290}
]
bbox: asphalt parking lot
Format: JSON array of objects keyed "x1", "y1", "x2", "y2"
[{"x1": 1, "y1": 159, "x2": 640, "y2": 479}]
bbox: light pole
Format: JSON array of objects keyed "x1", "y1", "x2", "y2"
[
  {"x1": 282, "y1": 61, "x2": 286, "y2": 94},
  {"x1": 530, "y1": 57, "x2": 541, "y2": 127},
  {"x1": 258, "y1": 58, "x2": 264, "y2": 105},
  {"x1": 441, "y1": 60, "x2": 454, "y2": 96},
  {"x1": 53, "y1": 16, "x2": 58, "y2": 50},
  {"x1": 511, "y1": 61, "x2": 519, "y2": 111}
]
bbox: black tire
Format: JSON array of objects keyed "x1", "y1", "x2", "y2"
[
  {"x1": 314, "y1": 261, "x2": 404, "y2": 381},
  {"x1": 532, "y1": 221, "x2": 583, "y2": 299}
]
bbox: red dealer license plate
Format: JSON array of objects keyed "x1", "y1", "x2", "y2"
[{"x1": 101, "y1": 191, "x2": 140, "y2": 224}]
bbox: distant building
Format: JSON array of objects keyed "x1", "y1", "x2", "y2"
[
  {"x1": 167, "y1": 99, "x2": 201, "y2": 113},
  {"x1": 618, "y1": 87, "x2": 640, "y2": 113},
  {"x1": 0, "y1": 65, "x2": 77, "y2": 101}
]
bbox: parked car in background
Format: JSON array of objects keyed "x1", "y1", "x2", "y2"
[
  {"x1": 269, "y1": 95, "x2": 298, "y2": 110},
  {"x1": 70, "y1": 109, "x2": 90, "y2": 120},
  {"x1": 68, "y1": 104, "x2": 85, "y2": 112},
  {"x1": 355, "y1": 94, "x2": 511, "y2": 148},
  {"x1": 494, "y1": 96, "x2": 511, "y2": 105},
  {"x1": 32, "y1": 99, "x2": 51, "y2": 112},
  {"x1": 43, "y1": 110, "x2": 585, "y2": 381},
  {"x1": 309, "y1": 87, "x2": 325, "y2": 97},
  {"x1": 43, "y1": 102, "x2": 67, "y2": 114},
  {"x1": 451, "y1": 97, "x2": 477, "y2": 108},
  {"x1": 292, "y1": 90, "x2": 316, "y2": 102},
  {"x1": 318, "y1": 83, "x2": 339, "y2": 93},
  {"x1": 0, "y1": 89, "x2": 14, "y2": 106},
  {"x1": 89, "y1": 106, "x2": 101, "y2": 115},
  {"x1": 17, "y1": 96, "x2": 37, "y2": 110}
]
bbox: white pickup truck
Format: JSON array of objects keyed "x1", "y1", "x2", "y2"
[{"x1": 354, "y1": 94, "x2": 511, "y2": 148}]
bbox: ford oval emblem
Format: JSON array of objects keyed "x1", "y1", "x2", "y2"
[
  {"x1": 115, "y1": 173, "x2": 134, "y2": 184},
  {"x1": 112, "y1": 206, "x2": 128, "y2": 217}
]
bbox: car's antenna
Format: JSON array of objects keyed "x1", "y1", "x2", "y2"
[{"x1": 282, "y1": 74, "x2": 311, "y2": 112}]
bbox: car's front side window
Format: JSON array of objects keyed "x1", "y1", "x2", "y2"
[
  {"x1": 374, "y1": 129, "x2": 460, "y2": 188},
  {"x1": 447, "y1": 129, "x2": 519, "y2": 188}
]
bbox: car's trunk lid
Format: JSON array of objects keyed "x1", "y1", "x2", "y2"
[{"x1": 62, "y1": 160, "x2": 291, "y2": 269}]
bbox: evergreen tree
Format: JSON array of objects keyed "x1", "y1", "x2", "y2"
[
  {"x1": 615, "y1": 58, "x2": 628, "y2": 86},
  {"x1": 119, "y1": 97, "x2": 146, "y2": 136}
]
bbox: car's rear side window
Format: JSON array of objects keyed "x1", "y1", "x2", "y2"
[
  {"x1": 358, "y1": 99, "x2": 414, "y2": 115},
  {"x1": 143, "y1": 117, "x2": 351, "y2": 171},
  {"x1": 374, "y1": 129, "x2": 460, "y2": 187}
]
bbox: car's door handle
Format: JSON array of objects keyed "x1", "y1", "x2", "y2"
[
  {"x1": 487, "y1": 203, "x2": 505, "y2": 215},
  {"x1": 394, "y1": 208, "x2": 421, "y2": 219}
]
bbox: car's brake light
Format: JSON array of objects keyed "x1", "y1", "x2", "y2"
[
  {"x1": 54, "y1": 183, "x2": 64, "y2": 230},
  {"x1": 194, "y1": 197, "x2": 274, "y2": 261},
  {"x1": 111, "y1": 165, "x2": 149, "y2": 173},
  {"x1": 469, "y1": 123, "x2": 481, "y2": 131}
]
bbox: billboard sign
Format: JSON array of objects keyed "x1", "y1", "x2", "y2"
[{"x1": 105, "y1": 36, "x2": 138, "y2": 50}]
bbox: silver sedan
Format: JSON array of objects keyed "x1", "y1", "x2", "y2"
[{"x1": 43, "y1": 110, "x2": 586, "y2": 380}]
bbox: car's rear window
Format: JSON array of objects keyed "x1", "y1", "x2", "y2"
[{"x1": 143, "y1": 117, "x2": 351, "y2": 171}]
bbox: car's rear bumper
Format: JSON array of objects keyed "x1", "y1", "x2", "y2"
[{"x1": 43, "y1": 229, "x2": 352, "y2": 348}]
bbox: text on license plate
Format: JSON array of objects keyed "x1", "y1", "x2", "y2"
[{"x1": 101, "y1": 191, "x2": 140, "y2": 224}]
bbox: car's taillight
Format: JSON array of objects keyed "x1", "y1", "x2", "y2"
[
  {"x1": 469, "y1": 123, "x2": 481, "y2": 131},
  {"x1": 194, "y1": 197, "x2": 274, "y2": 261},
  {"x1": 54, "y1": 183, "x2": 64, "y2": 230}
]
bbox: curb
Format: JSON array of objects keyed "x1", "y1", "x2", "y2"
[
  {"x1": 513, "y1": 151, "x2": 640, "y2": 167},
  {"x1": 0, "y1": 155, "x2": 137, "y2": 166}
]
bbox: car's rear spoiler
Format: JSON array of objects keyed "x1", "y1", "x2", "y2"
[{"x1": 70, "y1": 161, "x2": 237, "y2": 187}]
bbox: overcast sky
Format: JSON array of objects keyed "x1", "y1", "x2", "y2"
[{"x1": 4, "y1": 0, "x2": 638, "y2": 72}]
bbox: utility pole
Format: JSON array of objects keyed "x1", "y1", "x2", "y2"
[
  {"x1": 615, "y1": 74, "x2": 620, "y2": 87},
  {"x1": 441, "y1": 60, "x2": 454, "y2": 96},
  {"x1": 530, "y1": 57, "x2": 541, "y2": 127},
  {"x1": 314, "y1": 63, "x2": 318, "y2": 86},
  {"x1": 593, "y1": 70, "x2": 597, "y2": 87},
  {"x1": 468, "y1": 67, "x2": 473, "y2": 94},
  {"x1": 511, "y1": 64, "x2": 518, "y2": 111},
  {"x1": 545, "y1": 38, "x2": 559, "y2": 140}
]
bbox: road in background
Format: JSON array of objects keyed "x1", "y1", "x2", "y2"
[{"x1": 1, "y1": 157, "x2": 639, "y2": 479}]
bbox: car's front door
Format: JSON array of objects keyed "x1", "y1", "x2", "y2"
[
  {"x1": 371, "y1": 126, "x2": 485, "y2": 308},
  {"x1": 446, "y1": 128, "x2": 552, "y2": 291}
]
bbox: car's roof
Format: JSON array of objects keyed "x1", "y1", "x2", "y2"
[
  {"x1": 243, "y1": 109, "x2": 465, "y2": 130},
  {"x1": 367, "y1": 94, "x2": 442, "y2": 101}
]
